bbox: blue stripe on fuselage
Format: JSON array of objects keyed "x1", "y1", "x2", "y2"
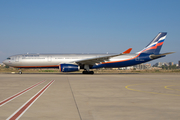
[{"x1": 92, "y1": 54, "x2": 152, "y2": 69}]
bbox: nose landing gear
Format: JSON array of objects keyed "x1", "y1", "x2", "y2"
[{"x1": 18, "y1": 68, "x2": 22, "y2": 74}]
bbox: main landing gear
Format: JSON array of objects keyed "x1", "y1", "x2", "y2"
[
  {"x1": 82, "y1": 64, "x2": 94, "y2": 74},
  {"x1": 82, "y1": 71, "x2": 94, "y2": 74}
]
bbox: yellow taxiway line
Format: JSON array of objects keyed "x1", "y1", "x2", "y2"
[{"x1": 125, "y1": 84, "x2": 180, "y2": 96}]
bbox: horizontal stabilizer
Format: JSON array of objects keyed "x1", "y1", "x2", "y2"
[{"x1": 149, "y1": 52, "x2": 175, "y2": 59}]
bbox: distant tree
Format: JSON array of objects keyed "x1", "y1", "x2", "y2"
[
  {"x1": 162, "y1": 65, "x2": 168, "y2": 70},
  {"x1": 170, "y1": 65, "x2": 177, "y2": 69},
  {"x1": 5, "y1": 65, "x2": 9, "y2": 68},
  {"x1": 161, "y1": 65, "x2": 178, "y2": 70}
]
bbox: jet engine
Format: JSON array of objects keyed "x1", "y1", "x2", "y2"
[{"x1": 59, "y1": 64, "x2": 80, "y2": 72}]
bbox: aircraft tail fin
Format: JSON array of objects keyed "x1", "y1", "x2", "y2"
[{"x1": 138, "y1": 32, "x2": 167, "y2": 55}]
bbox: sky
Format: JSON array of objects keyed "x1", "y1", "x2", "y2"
[{"x1": 0, "y1": 0, "x2": 180, "y2": 65}]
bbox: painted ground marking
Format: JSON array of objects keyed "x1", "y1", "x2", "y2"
[
  {"x1": 125, "y1": 83, "x2": 180, "y2": 96},
  {"x1": 0, "y1": 80, "x2": 46, "y2": 107},
  {"x1": 6, "y1": 80, "x2": 55, "y2": 120},
  {"x1": 164, "y1": 85, "x2": 180, "y2": 91}
]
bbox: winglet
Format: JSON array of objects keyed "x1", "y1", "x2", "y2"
[{"x1": 122, "y1": 48, "x2": 132, "y2": 54}]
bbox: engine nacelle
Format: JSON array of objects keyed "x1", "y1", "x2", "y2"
[{"x1": 59, "y1": 64, "x2": 80, "y2": 72}]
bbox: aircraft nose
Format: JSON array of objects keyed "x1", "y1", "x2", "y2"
[{"x1": 3, "y1": 60, "x2": 8, "y2": 65}]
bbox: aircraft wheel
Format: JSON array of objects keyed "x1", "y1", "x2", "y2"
[
  {"x1": 82, "y1": 71, "x2": 87, "y2": 74},
  {"x1": 82, "y1": 71, "x2": 94, "y2": 74},
  {"x1": 19, "y1": 71, "x2": 22, "y2": 74}
]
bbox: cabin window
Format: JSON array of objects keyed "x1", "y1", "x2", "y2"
[{"x1": 7, "y1": 58, "x2": 11, "y2": 60}]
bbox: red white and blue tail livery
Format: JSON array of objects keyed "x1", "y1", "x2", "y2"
[
  {"x1": 3, "y1": 32, "x2": 174, "y2": 74},
  {"x1": 138, "y1": 32, "x2": 166, "y2": 55}
]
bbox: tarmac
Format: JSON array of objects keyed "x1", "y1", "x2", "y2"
[{"x1": 0, "y1": 73, "x2": 180, "y2": 120}]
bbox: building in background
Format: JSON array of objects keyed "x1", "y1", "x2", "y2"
[
  {"x1": 134, "y1": 63, "x2": 151, "y2": 70},
  {"x1": 153, "y1": 62, "x2": 163, "y2": 67},
  {"x1": 169, "y1": 62, "x2": 174, "y2": 66}
]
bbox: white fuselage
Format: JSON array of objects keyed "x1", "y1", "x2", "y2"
[{"x1": 3, "y1": 53, "x2": 137, "y2": 68}]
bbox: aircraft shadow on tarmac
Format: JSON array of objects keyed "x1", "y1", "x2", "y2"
[{"x1": 5, "y1": 72, "x2": 139, "y2": 75}]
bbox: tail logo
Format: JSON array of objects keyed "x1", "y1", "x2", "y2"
[{"x1": 138, "y1": 32, "x2": 167, "y2": 54}]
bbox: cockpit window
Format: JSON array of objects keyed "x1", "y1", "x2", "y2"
[{"x1": 7, "y1": 58, "x2": 11, "y2": 60}]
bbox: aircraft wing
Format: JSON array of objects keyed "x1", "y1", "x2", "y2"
[{"x1": 75, "y1": 48, "x2": 132, "y2": 65}]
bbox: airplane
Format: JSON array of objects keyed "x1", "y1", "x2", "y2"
[{"x1": 3, "y1": 32, "x2": 174, "y2": 74}]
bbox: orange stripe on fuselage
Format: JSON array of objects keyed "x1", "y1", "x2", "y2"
[
  {"x1": 102, "y1": 53, "x2": 140, "y2": 64},
  {"x1": 14, "y1": 65, "x2": 59, "y2": 68},
  {"x1": 59, "y1": 64, "x2": 61, "y2": 72}
]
